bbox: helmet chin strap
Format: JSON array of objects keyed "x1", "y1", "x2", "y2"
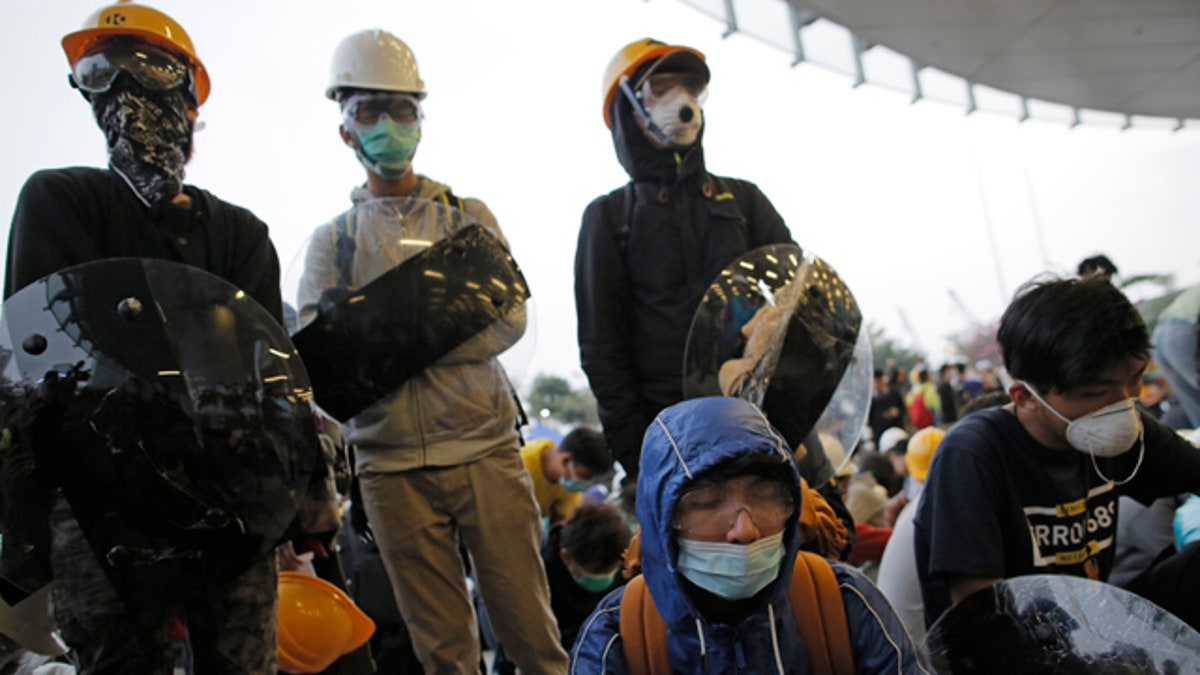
[{"x1": 618, "y1": 75, "x2": 687, "y2": 151}]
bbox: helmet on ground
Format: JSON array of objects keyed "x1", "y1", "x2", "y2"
[
  {"x1": 601, "y1": 38, "x2": 707, "y2": 127},
  {"x1": 905, "y1": 427, "x2": 946, "y2": 483},
  {"x1": 327, "y1": 29, "x2": 425, "y2": 100},
  {"x1": 62, "y1": 0, "x2": 210, "y2": 105},
  {"x1": 277, "y1": 572, "x2": 376, "y2": 674}
]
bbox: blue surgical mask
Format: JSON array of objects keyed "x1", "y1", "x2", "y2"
[
  {"x1": 561, "y1": 478, "x2": 590, "y2": 493},
  {"x1": 560, "y1": 461, "x2": 591, "y2": 494},
  {"x1": 353, "y1": 117, "x2": 420, "y2": 178},
  {"x1": 574, "y1": 568, "x2": 618, "y2": 593},
  {"x1": 676, "y1": 531, "x2": 785, "y2": 600}
]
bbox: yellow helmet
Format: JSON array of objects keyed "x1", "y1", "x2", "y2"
[
  {"x1": 905, "y1": 427, "x2": 946, "y2": 483},
  {"x1": 601, "y1": 38, "x2": 707, "y2": 128},
  {"x1": 277, "y1": 572, "x2": 375, "y2": 674},
  {"x1": 62, "y1": 0, "x2": 211, "y2": 106}
]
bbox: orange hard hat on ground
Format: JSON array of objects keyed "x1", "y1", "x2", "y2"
[
  {"x1": 600, "y1": 38, "x2": 707, "y2": 127},
  {"x1": 277, "y1": 572, "x2": 375, "y2": 674},
  {"x1": 62, "y1": 0, "x2": 211, "y2": 105}
]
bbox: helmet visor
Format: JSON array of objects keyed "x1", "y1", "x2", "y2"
[
  {"x1": 71, "y1": 37, "x2": 195, "y2": 102},
  {"x1": 342, "y1": 92, "x2": 423, "y2": 126}
]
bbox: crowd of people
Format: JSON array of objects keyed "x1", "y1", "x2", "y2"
[{"x1": 0, "y1": 3, "x2": 1197, "y2": 674}]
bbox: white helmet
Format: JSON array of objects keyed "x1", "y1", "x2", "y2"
[{"x1": 327, "y1": 29, "x2": 425, "y2": 100}]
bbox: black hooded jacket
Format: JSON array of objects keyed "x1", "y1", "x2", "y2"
[{"x1": 574, "y1": 85, "x2": 796, "y2": 477}]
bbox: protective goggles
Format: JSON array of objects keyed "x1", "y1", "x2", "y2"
[
  {"x1": 70, "y1": 37, "x2": 196, "y2": 102},
  {"x1": 637, "y1": 72, "x2": 708, "y2": 102},
  {"x1": 342, "y1": 92, "x2": 423, "y2": 126},
  {"x1": 673, "y1": 475, "x2": 793, "y2": 538}
]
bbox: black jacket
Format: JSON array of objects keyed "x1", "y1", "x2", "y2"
[
  {"x1": 5, "y1": 167, "x2": 281, "y2": 320},
  {"x1": 574, "y1": 88, "x2": 795, "y2": 476}
]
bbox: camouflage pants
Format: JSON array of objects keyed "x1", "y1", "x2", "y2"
[{"x1": 49, "y1": 496, "x2": 278, "y2": 674}]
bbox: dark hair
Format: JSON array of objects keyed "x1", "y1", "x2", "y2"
[
  {"x1": 1077, "y1": 254, "x2": 1118, "y2": 278},
  {"x1": 997, "y1": 276, "x2": 1149, "y2": 394},
  {"x1": 559, "y1": 427, "x2": 612, "y2": 475},
  {"x1": 858, "y1": 452, "x2": 902, "y2": 497},
  {"x1": 559, "y1": 502, "x2": 631, "y2": 570}
]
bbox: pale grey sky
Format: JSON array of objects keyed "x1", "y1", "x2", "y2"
[{"x1": 3, "y1": 0, "x2": 1199, "y2": 391}]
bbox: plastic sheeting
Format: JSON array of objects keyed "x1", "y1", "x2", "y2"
[
  {"x1": 924, "y1": 574, "x2": 1200, "y2": 673},
  {"x1": 0, "y1": 258, "x2": 318, "y2": 610},
  {"x1": 683, "y1": 244, "x2": 869, "y2": 484}
]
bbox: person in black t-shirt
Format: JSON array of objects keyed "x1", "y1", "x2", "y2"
[{"x1": 914, "y1": 276, "x2": 1200, "y2": 631}]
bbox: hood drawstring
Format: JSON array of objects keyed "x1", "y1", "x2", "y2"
[
  {"x1": 694, "y1": 618, "x2": 708, "y2": 671},
  {"x1": 768, "y1": 603, "x2": 785, "y2": 674}
]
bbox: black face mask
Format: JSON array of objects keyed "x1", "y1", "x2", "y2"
[{"x1": 92, "y1": 82, "x2": 193, "y2": 207}]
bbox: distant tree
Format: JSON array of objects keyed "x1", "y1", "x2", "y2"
[
  {"x1": 867, "y1": 322, "x2": 924, "y2": 373},
  {"x1": 948, "y1": 319, "x2": 1002, "y2": 368},
  {"x1": 527, "y1": 374, "x2": 599, "y2": 426}
]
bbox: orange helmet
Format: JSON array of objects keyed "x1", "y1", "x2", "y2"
[
  {"x1": 62, "y1": 1, "x2": 211, "y2": 105},
  {"x1": 277, "y1": 572, "x2": 375, "y2": 674},
  {"x1": 600, "y1": 38, "x2": 707, "y2": 128}
]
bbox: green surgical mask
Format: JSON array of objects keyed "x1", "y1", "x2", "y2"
[
  {"x1": 574, "y1": 568, "x2": 618, "y2": 593},
  {"x1": 353, "y1": 117, "x2": 420, "y2": 179}
]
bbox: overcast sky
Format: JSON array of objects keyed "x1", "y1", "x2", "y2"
[{"x1": 3, "y1": 0, "x2": 1199, "y2": 392}]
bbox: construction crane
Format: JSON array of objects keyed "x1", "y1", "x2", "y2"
[{"x1": 947, "y1": 289, "x2": 982, "y2": 328}]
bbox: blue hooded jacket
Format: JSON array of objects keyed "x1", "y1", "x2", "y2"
[{"x1": 570, "y1": 397, "x2": 929, "y2": 674}]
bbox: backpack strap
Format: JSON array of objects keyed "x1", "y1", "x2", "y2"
[
  {"x1": 437, "y1": 191, "x2": 467, "y2": 231},
  {"x1": 618, "y1": 574, "x2": 671, "y2": 675},
  {"x1": 619, "y1": 545, "x2": 854, "y2": 675},
  {"x1": 600, "y1": 183, "x2": 635, "y2": 256},
  {"x1": 791, "y1": 551, "x2": 855, "y2": 675},
  {"x1": 330, "y1": 190, "x2": 470, "y2": 288},
  {"x1": 331, "y1": 210, "x2": 356, "y2": 288}
]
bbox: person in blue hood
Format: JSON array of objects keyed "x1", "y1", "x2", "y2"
[{"x1": 570, "y1": 397, "x2": 929, "y2": 673}]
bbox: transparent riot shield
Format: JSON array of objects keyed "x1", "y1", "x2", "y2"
[
  {"x1": 923, "y1": 574, "x2": 1200, "y2": 673},
  {"x1": 683, "y1": 245, "x2": 870, "y2": 484},
  {"x1": 287, "y1": 197, "x2": 531, "y2": 423},
  {"x1": 0, "y1": 258, "x2": 319, "y2": 610}
]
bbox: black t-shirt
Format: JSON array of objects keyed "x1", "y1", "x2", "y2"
[
  {"x1": 913, "y1": 406, "x2": 1200, "y2": 627},
  {"x1": 5, "y1": 167, "x2": 281, "y2": 320}
]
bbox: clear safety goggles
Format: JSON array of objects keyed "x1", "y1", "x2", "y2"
[
  {"x1": 70, "y1": 37, "x2": 196, "y2": 102},
  {"x1": 637, "y1": 72, "x2": 708, "y2": 102},
  {"x1": 342, "y1": 92, "x2": 423, "y2": 126},
  {"x1": 673, "y1": 475, "x2": 793, "y2": 539}
]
